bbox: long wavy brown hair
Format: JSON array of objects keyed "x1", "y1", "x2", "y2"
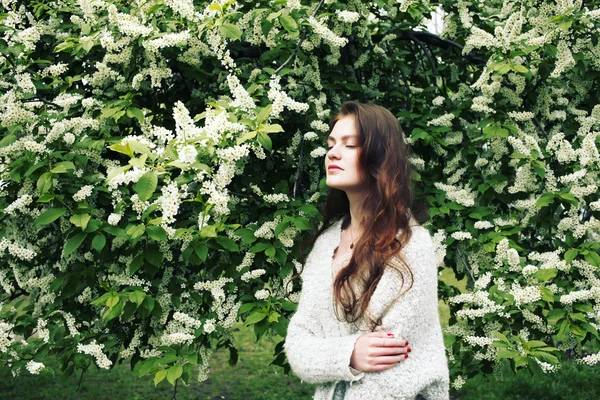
[{"x1": 320, "y1": 101, "x2": 424, "y2": 329}]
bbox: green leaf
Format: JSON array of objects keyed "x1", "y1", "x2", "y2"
[
  {"x1": 127, "y1": 107, "x2": 144, "y2": 123},
  {"x1": 127, "y1": 224, "x2": 146, "y2": 239},
  {"x1": 547, "y1": 309, "x2": 566, "y2": 325},
  {"x1": 194, "y1": 243, "x2": 208, "y2": 262},
  {"x1": 250, "y1": 242, "x2": 270, "y2": 253},
  {"x1": 70, "y1": 214, "x2": 91, "y2": 230},
  {"x1": 216, "y1": 236, "x2": 239, "y2": 252},
  {"x1": 245, "y1": 311, "x2": 267, "y2": 325},
  {"x1": 219, "y1": 23, "x2": 242, "y2": 40},
  {"x1": 65, "y1": 232, "x2": 87, "y2": 256},
  {"x1": 166, "y1": 365, "x2": 183, "y2": 386},
  {"x1": 279, "y1": 14, "x2": 298, "y2": 33},
  {"x1": 133, "y1": 171, "x2": 158, "y2": 202},
  {"x1": 103, "y1": 299, "x2": 124, "y2": 321},
  {"x1": 154, "y1": 369, "x2": 166, "y2": 386},
  {"x1": 265, "y1": 245, "x2": 276, "y2": 258},
  {"x1": 37, "y1": 172, "x2": 53, "y2": 194},
  {"x1": 565, "y1": 249, "x2": 578, "y2": 264},
  {"x1": 256, "y1": 105, "x2": 272, "y2": 125},
  {"x1": 497, "y1": 349, "x2": 520, "y2": 359},
  {"x1": 584, "y1": 251, "x2": 600, "y2": 267},
  {"x1": 536, "y1": 193, "x2": 555, "y2": 208},
  {"x1": 129, "y1": 290, "x2": 146, "y2": 307},
  {"x1": 35, "y1": 208, "x2": 66, "y2": 226},
  {"x1": 512, "y1": 64, "x2": 529, "y2": 73},
  {"x1": 257, "y1": 132, "x2": 272, "y2": 151},
  {"x1": 106, "y1": 293, "x2": 119, "y2": 307},
  {"x1": 260, "y1": 124, "x2": 284, "y2": 133},
  {"x1": 130, "y1": 254, "x2": 144, "y2": 275},
  {"x1": 533, "y1": 268, "x2": 557, "y2": 282},
  {"x1": 109, "y1": 142, "x2": 134, "y2": 157},
  {"x1": 235, "y1": 228, "x2": 256, "y2": 244},
  {"x1": 292, "y1": 217, "x2": 312, "y2": 230},
  {"x1": 92, "y1": 233, "x2": 106, "y2": 252},
  {"x1": 146, "y1": 225, "x2": 167, "y2": 241},
  {"x1": 50, "y1": 161, "x2": 76, "y2": 174}
]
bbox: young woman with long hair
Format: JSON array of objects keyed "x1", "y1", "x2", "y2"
[{"x1": 284, "y1": 102, "x2": 449, "y2": 399}]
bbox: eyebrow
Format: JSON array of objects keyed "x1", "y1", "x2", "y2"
[{"x1": 327, "y1": 134, "x2": 358, "y2": 141}]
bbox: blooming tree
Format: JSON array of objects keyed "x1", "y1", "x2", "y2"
[{"x1": 0, "y1": 0, "x2": 599, "y2": 392}]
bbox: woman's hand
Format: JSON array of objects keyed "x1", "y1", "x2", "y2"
[{"x1": 349, "y1": 331, "x2": 410, "y2": 372}]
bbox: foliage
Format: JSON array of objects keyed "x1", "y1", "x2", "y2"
[{"x1": 0, "y1": 0, "x2": 600, "y2": 391}]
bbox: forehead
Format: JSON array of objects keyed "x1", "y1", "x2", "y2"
[{"x1": 328, "y1": 116, "x2": 357, "y2": 140}]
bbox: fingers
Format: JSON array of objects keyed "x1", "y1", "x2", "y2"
[
  {"x1": 369, "y1": 345, "x2": 411, "y2": 357},
  {"x1": 370, "y1": 336, "x2": 409, "y2": 348},
  {"x1": 368, "y1": 354, "x2": 409, "y2": 372}
]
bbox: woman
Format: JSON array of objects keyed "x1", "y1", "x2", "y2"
[{"x1": 284, "y1": 102, "x2": 449, "y2": 399}]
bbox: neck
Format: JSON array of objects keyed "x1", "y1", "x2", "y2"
[{"x1": 345, "y1": 190, "x2": 366, "y2": 234}]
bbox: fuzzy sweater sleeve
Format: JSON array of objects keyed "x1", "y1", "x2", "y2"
[
  {"x1": 363, "y1": 226, "x2": 450, "y2": 399},
  {"x1": 284, "y1": 232, "x2": 365, "y2": 384}
]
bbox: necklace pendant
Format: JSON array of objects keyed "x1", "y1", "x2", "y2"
[{"x1": 350, "y1": 243, "x2": 354, "y2": 249}]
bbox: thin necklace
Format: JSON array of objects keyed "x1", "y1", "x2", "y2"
[{"x1": 349, "y1": 227, "x2": 355, "y2": 249}]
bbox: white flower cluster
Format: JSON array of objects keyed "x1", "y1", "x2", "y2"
[
  {"x1": 227, "y1": 74, "x2": 255, "y2": 110},
  {"x1": 303, "y1": 131, "x2": 319, "y2": 141},
  {"x1": 307, "y1": 16, "x2": 348, "y2": 47},
  {"x1": 107, "y1": 213, "x2": 122, "y2": 226},
  {"x1": 578, "y1": 351, "x2": 600, "y2": 366},
  {"x1": 144, "y1": 31, "x2": 190, "y2": 53},
  {"x1": 4, "y1": 194, "x2": 32, "y2": 215},
  {"x1": 160, "y1": 182, "x2": 181, "y2": 226},
  {"x1": 161, "y1": 332, "x2": 195, "y2": 346},
  {"x1": 451, "y1": 232, "x2": 472, "y2": 241},
  {"x1": 433, "y1": 182, "x2": 476, "y2": 207},
  {"x1": 73, "y1": 185, "x2": 93, "y2": 202},
  {"x1": 263, "y1": 193, "x2": 289, "y2": 203},
  {"x1": 560, "y1": 286, "x2": 600, "y2": 305},
  {"x1": 165, "y1": 0, "x2": 199, "y2": 21},
  {"x1": 236, "y1": 252, "x2": 255, "y2": 272},
  {"x1": 177, "y1": 145, "x2": 198, "y2": 164},
  {"x1": 173, "y1": 311, "x2": 203, "y2": 329},
  {"x1": 36, "y1": 319, "x2": 49, "y2": 343},
  {"x1": 0, "y1": 238, "x2": 37, "y2": 261},
  {"x1": 336, "y1": 10, "x2": 360, "y2": 23},
  {"x1": 25, "y1": 360, "x2": 45, "y2": 375},
  {"x1": 432, "y1": 229, "x2": 447, "y2": 267},
  {"x1": 551, "y1": 41, "x2": 576, "y2": 78},
  {"x1": 427, "y1": 113, "x2": 455, "y2": 127},
  {"x1": 451, "y1": 375, "x2": 466, "y2": 390},
  {"x1": 194, "y1": 277, "x2": 233, "y2": 304},
  {"x1": 474, "y1": 221, "x2": 493, "y2": 229},
  {"x1": 268, "y1": 76, "x2": 309, "y2": 118},
  {"x1": 0, "y1": 322, "x2": 15, "y2": 353},
  {"x1": 77, "y1": 340, "x2": 113, "y2": 369},
  {"x1": 310, "y1": 120, "x2": 330, "y2": 133},
  {"x1": 450, "y1": 291, "x2": 506, "y2": 319},
  {"x1": 310, "y1": 147, "x2": 327, "y2": 158},
  {"x1": 432, "y1": 96, "x2": 445, "y2": 106},
  {"x1": 509, "y1": 284, "x2": 542, "y2": 307},
  {"x1": 254, "y1": 289, "x2": 270, "y2": 300},
  {"x1": 254, "y1": 216, "x2": 282, "y2": 239},
  {"x1": 241, "y1": 268, "x2": 266, "y2": 282}
]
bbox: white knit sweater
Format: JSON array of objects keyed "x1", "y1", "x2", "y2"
[{"x1": 285, "y1": 219, "x2": 450, "y2": 400}]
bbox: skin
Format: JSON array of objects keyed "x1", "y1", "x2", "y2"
[{"x1": 326, "y1": 116, "x2": 410, "y2": 372}]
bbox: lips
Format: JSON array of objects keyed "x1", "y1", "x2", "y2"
[{"x1": 328, "y1": 165, "x2": 343, "y2": 171}]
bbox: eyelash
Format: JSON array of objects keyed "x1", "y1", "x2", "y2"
[{"x1": 327, "y1": 145, "x2": 356, "y2": 150}]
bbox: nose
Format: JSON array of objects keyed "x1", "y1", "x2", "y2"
[{"x1": 327, "y1": 144, "x2": 341, "y2": 160}]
